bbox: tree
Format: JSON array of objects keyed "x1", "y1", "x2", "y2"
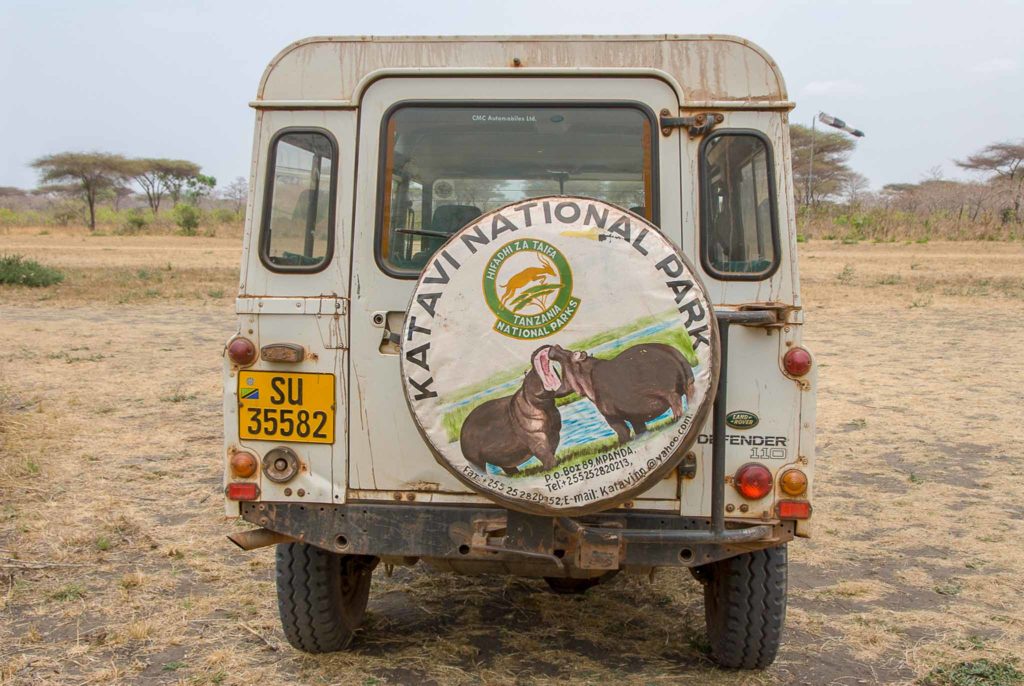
[
  {"x1": 130, "y1": 159, "x2": 200, "y2": 215},
  {"x1": 109, "y1": 183, "x2": 134, "y2": 212},
  {"x1": 30, "y1": 152, "x2": 131, "y2": 230},
  {"x1": 790, "y1": 124, "x2": 858, "y2": 205},
  {"x1": 956, "y1": 140, "x2": 1024, "y2": 221},
  {"x1": 184, "y1": 173, "x2": 216, "y2": 206},
  {"x1": 164, "y1": 164, "x2": 202, "y2": 206},
  {"x1": 222, "y1": 176, "x2": 248, "y2": 212},
  {"x1": 842, "y1": 172, "x2": 870, "y2": 206}
]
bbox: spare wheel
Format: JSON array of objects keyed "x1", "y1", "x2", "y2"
[{"x1": 400, "y1": 196, "x2": 720, "y2": 516}]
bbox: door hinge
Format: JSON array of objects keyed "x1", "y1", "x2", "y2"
[{"x1": 659, "y1": 111, "x2": 724, "y2": 138}]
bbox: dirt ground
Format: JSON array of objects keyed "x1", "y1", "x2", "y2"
[{"x1": 1, "y1": 231, "x2": 1022, "y2": 685}]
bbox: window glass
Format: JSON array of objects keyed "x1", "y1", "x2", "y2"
[
  {"x1": 702, "y1": 134, "x2": 777, "y2": 277},
  {"x1": 379, "y1": 106, "x2": 654, "y2": 274},
  {"x1": 262, "y1": 131, "x2": 335, "y2": 270}
]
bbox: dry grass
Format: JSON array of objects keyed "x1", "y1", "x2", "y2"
[
  {"x1": 0, "y1": 228, "x2": 238, "y2": 304},
  {"x1": 0, "y1": 235, "x2": 1022, "y2": 684}
]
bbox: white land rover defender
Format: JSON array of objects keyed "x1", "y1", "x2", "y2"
[{"x1": 223, "y1": 35, "x2": 816, "y2": 670}]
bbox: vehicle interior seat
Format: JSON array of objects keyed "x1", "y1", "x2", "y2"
[{"x1": 432, "y1": 204, "x2": 482, "y2": 234}]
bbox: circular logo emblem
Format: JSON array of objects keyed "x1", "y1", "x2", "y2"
[
  {"x1": 482, "y1": 240, "x2": 580, "y2": 340},
  {"x1": 433, "y1": 180, "x2": 454, "y2": 200},
  {"x1": 401, "y1": 197, "x2": 720, "y2": 516}
]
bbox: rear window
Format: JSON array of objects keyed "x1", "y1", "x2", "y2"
[
  {"x1": 700, "y1": 132, "x2": 779, "y2": 280},
  {"x1": 260, "y1": 129, "x2": 336, "y2": 272},
  {"x1": 377, "y1": 104, "x2": 656, "y2": 275}
]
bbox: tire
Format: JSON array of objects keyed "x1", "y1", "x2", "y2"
[
  {"x1": 543, "y1": 570, "x2": 618, "y2": 595},
  {"x1": 699, "y1": 544, "x2": 787, "y2": 669},
  {"x1": 275, "y1": 542, "x2": 377, "y2": 653}
]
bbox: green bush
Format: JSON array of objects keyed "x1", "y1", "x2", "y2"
[
  {"x1": 0, "y1": 207, "x2": 49, "y2": 227},
  {"x1": 211, "y1": 207, "x2": 241, "y2": 224},
  {"x1": 0, "y1": 254, "x2": 65, "y2": 287},
  {"x1": 119, "y1": 209, "x2": 149, "y2": 235},
  {"x1": 172, "y1": 204, "x2": 201, "y2": 235},
  {"x1": 52, "y1": 202, "x2": 82, "y2": 227}
]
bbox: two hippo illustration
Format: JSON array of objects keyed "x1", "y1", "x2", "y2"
[{"x1": 460, "y1": 342, "x2": 695, "y2": 475}]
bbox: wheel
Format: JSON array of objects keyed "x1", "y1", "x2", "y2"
[
  {"x1": 543, "y1": 571, "x2": 618, "y2": 595},
  {"x1": 275, "y1": 542, "x2": 377, "y2": 653},
  {"x1": 699, "y1": 544, "x2": 787, "y2": 669}
]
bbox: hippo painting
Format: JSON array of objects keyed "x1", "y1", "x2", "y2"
[
  {"x1": 459, "y1": 345, "x2": 567, "y2": 475},
  {"x1": 548, "y1": 343, "x2": 695, "y2": 443}
]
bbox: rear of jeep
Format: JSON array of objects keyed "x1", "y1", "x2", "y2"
[{"x1": 223, "y1": 35, "x2": 816, "y2": 670}]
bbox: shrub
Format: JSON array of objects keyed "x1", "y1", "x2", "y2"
[
  {"x1": 0, "y1": 208, "x2": 19, "y2": 226},
  {"x1": 211, "y1": 207, "x2": 241, "y2": 224},
  {"x1": 0, "y1": 254, "x2": 65, "y2": 287},
  {"x1": 119, "y1": 209, "x2": 149, "y2": 235},
  {"x1": 52, "y1": 201, "x2": 83, "y2": 227},
  {"x1": 172, "y1": 204, "x2": 201, "y2": 235}
]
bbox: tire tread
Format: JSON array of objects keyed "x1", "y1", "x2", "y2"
[
  {"x1": 702, "y1": 544, "x2": 787, "y2": 669},
  {"x1": 275, "y1": 543, "x2": 371, "y2": 653}
]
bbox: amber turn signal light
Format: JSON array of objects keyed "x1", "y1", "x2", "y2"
[
  {"x1": 229, "y1": 451, "x2": 258, "y2": 478},
  {"x1": 226, "y1": 337, "x2": 257, "y2": 367},
  {"x1": 733, "y1": 463, "x2": 773, "y2": 500},
  {"x1": 778, "y1": 500, "x2": 812, "y2": 519},
  {"x1": 779, "y1": 469, "x2": 808, "y2": 496},
  {"x1": 225, "y1": 482, "x2": 260, "y2": 501},
  {"x1": 783, "y1": 347, "x2": 813, "y2": 377}
]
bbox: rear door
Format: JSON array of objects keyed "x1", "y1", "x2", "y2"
[
  {"x1": 347, "y1": 76, "x2": 684, "y2": 508},
  {"x1": 678, "y1": 110, "x2": 804, "y2": 520},
  {"x1": 229, "y1": 110, "x2": 355, "y2": 506}
]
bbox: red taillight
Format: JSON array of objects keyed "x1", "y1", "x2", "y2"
[
  {"x1": 734, "y1": 463, "x2": 773, "y2": 500},
  {"x1": 226, "y1": 337, "x2": 257, "y2": 367},
  {"x1": 778, "y1": 500, "x2": 812, "y2": 519},
  {"x1": 225, "y1": 482, "x2": 260, "y2": 501},
  {"x1": 783, "y1": 347, "x2": 812, "y2": 377}
]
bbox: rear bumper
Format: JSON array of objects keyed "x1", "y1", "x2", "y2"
[{"x1": 241, "y1": 501, "x2": 793, "y2": 570}]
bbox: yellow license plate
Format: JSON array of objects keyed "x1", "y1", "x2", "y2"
[{"x1": 238, "y1": 371, "x2": 335, "y2": 444}]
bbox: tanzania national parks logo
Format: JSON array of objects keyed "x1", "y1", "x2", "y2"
[{"x1": 483, "y1": 239, "x2": 581, "y2": 340}]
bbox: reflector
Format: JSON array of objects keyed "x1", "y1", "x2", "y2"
[
  {"x1": 778, "y1": 500, "x2": 812, "y2": 519},
  {"x1": 226, "y1": 482, "x2": 260, "y2": 501}
]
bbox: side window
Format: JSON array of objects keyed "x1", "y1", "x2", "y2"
[
  {"x1": 701, "y1": 132, "x2": 779, "y2": 280},
  {"x1": 260, "y1": 130, "x2": 336, "y2": 271}
]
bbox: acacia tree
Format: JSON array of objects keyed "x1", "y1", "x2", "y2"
[
  {"x1": 163, "y1": 164, "x2": 202, "y2": 206},
  {"x1": 31, "y1": 152, "x2": 131, "y2": 230},
  {"x1": 790, "y1": 124, "x2": 858, "y2": 205},
  {"x1": 956, "y1": 140, "x2": 1024, "y2": 221},
  {"x1": 184, "y1": 173, "x2": 216, "y2": 206},
  {"x1": 130, "y1": 159, "x2": 200, "y2": 215}
]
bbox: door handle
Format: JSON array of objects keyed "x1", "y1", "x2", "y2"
[{"x1": 372, "y1": 311, "x2": 405, "y2": 355}]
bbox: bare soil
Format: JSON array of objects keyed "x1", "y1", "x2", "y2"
[{"x1": 1, "y1": 233, "x2": 1022, "y2": 685}]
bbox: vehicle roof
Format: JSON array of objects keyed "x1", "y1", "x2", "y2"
[{"x1": 255, "y1": 35, "x2": 790, "y2": 109}]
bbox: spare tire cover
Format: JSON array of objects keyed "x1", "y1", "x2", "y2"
[{"x1": 400, "y1": 196, "x2": 719, "y2": 515}]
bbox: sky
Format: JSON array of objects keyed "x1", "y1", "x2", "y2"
[{"x1": 2, "y1": 0, "x2": 1022, "y2": 192}]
